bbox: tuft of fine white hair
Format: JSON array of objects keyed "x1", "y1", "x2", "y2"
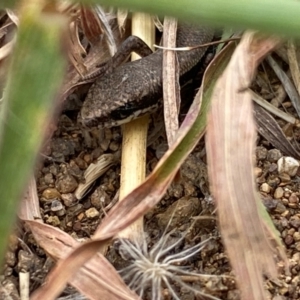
[{"x1": 118, "y1": 229, "x2": 223, "y2": 300}]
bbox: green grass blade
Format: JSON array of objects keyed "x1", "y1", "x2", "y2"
[
  {"x1": 81, "y1": 0, "x2": 300, "y2": 38},
  {"x1": 0, "y1": 12, "x2": 66, "y2": 262}
]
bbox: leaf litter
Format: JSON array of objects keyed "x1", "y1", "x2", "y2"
[{"x1": 2, "y1": 7, "x2": 300, "y2": 300}]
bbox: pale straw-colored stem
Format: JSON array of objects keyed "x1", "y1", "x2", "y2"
[{"x1": 117, "y1": 13, "x2": 155, "y2": 244}]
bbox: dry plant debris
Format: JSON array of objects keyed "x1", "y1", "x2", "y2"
[{"x1": 1, "y1": 5, "x2": 300, "y2": 300}]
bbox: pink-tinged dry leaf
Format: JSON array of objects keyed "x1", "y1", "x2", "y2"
[
  {"x1": 19, "y1": 179, "x2": 139, "y2": 300},
  {"x1": 206, "y1": 32, "x2": 285, "y2": 300},
  {"x1": 28, "y1": 221, "x2": 139, "y2": 300}
]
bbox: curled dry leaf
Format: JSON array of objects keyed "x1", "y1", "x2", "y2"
[
  {"x1": 206, "y1": 32, "x2": 285, "y2": 300},
  {"x1": 28, "y1": 221, "x2": 139, "y2": 300},
  {"x1": 19, "y1": 178, "x2": 139, "y2": 300}
]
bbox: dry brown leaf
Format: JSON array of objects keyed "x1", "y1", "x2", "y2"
[
  {"x1": 19, "y1": 179, "x2": 139, "y2": 300},
  {"x1": 206, "y1": 32, "x2": 284, "y2": 299},
  {"x1": 28, "y1": 221, "x2": 139, "y2": 300}
]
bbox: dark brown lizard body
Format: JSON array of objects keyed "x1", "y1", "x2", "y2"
[{"x1": 80, "y1": 24, "x2": 214, "y2": 128}]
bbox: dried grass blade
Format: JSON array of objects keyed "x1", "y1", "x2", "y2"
[
  {"x1": 206, "y1": 32, "x2": 285, "y2": 299},
  {"x1": 20, "y1": 180, "x2": 138, "y2": 300},
  {"x1": 162, "y1": 17, "x2": 180, "y2": 145},
  {"x1": 253, "y1": 102, "x2": 300, "y2": 159},
  {"x1": 28, "y1": 221, "x2": 139, "y2": 300}
]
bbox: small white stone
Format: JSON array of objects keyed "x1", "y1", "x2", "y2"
[
  {"x1": 85, "y1": 207, "x2": 99, "y2": 219},
  {"x1": 277, "y1": 156, "x2": 299, "y2": 177},
  {"x1": 260, "y1": 183, "x2": 271, "y2": 193}
]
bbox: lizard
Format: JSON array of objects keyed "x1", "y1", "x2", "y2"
[{"x1": 79, "y1": 23, "x2": 214, "y2": 128}]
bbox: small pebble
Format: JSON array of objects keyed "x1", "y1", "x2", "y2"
[
  {"x1": 56, "y1": 174, "x2": 78, "y2": 193},
  {"x1": 85, "y1": 207, "x2": 100, "y2": 219},
  {"x1": 279, "y1": 173, "x2": 291, "y2": 182},
  {"x1": 77, "y1": 212, "x2": 85, "y2": 221},
  {"x1": 49, "y1": 164, "x2": 59, "y2": 176},
  {"x1": 45, "y1": 215, "x2": 60, "y2": 226},
  {"x1": 295, "y1": 242, "x2": 300, "y2": 252},
  {"x1": 290, "y1": 216, "x2": 300, "y2": 229},
  {"x1": 104, "y1": 128, "x2": 113, "y2": 140},
  {"x1": 90, "y1": 188, "x2": 109, "y2": 209},
  {"x1": 267, "y1": 177, "x2": 280, "y2": 188},
  {"x1": 42, "y1": 188, "x2": 61, "y2": 200},
  {"x1": 44, "y1": 173, "x2": 54, "y2": 185},
  {"x1": 289, "y1": 193, "x2": 299, "y2": 204},
  {"x1": 274, "y1": 187, "x2": 284, "y2": 199},
  {"x1": 292, "y1": 252, "x2": 300, "y2": 263},
  {"x1": 284, "y1": 234, "x2": 294, "y2": 245},
  {"x1": 288, "y1": 203, "x2": 298, "y2": 208},
  {"x1": 267, "y1": 149, "x2": 282, "y2": 162},
  {"x1": 260, "y1": 183, "x2": 271, "y2": 193},
  {"x1": 282, "y1": 198, "x2": 289, "y2": 206},
  {"x1": 51, "y1": 200, "x2": 63, "y2": 212},
  {"x1": 293, "y1": 232, "x2": 300, "y2": 242},
  {"x1": 91, "y1": 147, "x2": 103, "y2": 160},
  {"x1": 254, "y1": 167, "x2": 262, "y2": 177},
  {"x1": 262, "y1": 197, "x2": 278, "y2": 211},
  {"x1": 292, "y1": 275, "x2": 300, "y2": 285},
  {"x1": 73, "y1": 221, "x2": 82, "y2": 232},
  {"x1": 83, "y1": 154, "x2": 92, "y2": 164},
  {"x1": 282, "y1": 210, "x2": 290, "y2": 218},
  {"x1": 268, "y1": 163, "x2": 278, "y2": 173},
  {"x1": 256, "y1": 146, "x2": 268, "y2": 161},
  {"x1": 51, "y1": 200, "x2": 65, "y2": 216},
  {"x1": 277, "y1": 156, "x2": 299, "y2": 177},
  {"x1": 61, "y1": 193, "x2": 78, "y2": 207},
  {"x1": 74, "y1": 157, "x2": 88, "y2": 170},
  {"x1": 109, "y1": 141, "x2": 119, "y2": 152},
  {"x1": 5, "y1": 251, "x2": 16, "y2": 267},
  {"x1": 275, "y1": 202, "x2": 286, "y2": 213},
  {"x1": 100, "y1": 139, "x2": 110, "y2": 151}
]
